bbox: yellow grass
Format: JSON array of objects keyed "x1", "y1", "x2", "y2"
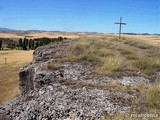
[
  {"x1": 0, "y1": 32, "x2": 80, "y2": 39},
  {"x1": 0, "y1": 50, "x2": 33, "y2": 104},
  {"x1": 123, "y1": 34, "x2": 160, "y2": 47}
]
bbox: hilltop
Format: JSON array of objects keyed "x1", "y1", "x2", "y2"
[{"x1": 0, "y1": 34, "x2": 160, "y2": 119}]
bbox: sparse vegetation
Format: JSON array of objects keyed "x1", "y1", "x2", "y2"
[
  {"x1": 146, "y1": 84, "x2": 160, "y2": 109},
  {"x1": 118, "y1": 48, "x2": 138, "y2": 60},
  {"x1": 81, "y1": 52, "x2": 102, "y2": 64},
  {"x1": 133, "y1": 58, "x2": 160, "y2": 75},
  {"x1": 134, "y1": 58, "x2": 154, "y2": 70},
  {"x1": 101, "y1": 113, "x2": 160, "y2": 120},
  {"x1": 63, "y1": 54, "x2": 77, "y2": 62},
  {"x1": 97, "y1": 56, "x2": 123, "y2": 74},
  {"x1": 47, "y1": 35, "x2": 160, "y2": 76},
  {"x1": 48, "y1": 37, "x2": 124, "y2": 75},
  {"x1": 65, "y1": 38, "x2": 125, "y2": 75},
  {"x1": 122, "y1": 37, "x2": 152, "y2": 49},
  {"x1": 47, "y1": 60, "x2": 61, "y2": 70}
]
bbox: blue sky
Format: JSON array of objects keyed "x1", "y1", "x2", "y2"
[{"x1": 0, "y1": 0, "x2": 159, "y2": 33}]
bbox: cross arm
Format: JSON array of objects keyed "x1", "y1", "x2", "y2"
[
  {"x1": 121, "y1": 23, "x2": 127, "y2": 25},
  {"x1": 115, "y1": 22, "x2": 127, "y2": 25}
]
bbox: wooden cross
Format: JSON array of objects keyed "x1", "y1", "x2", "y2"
[{"x1": 115, "y1": 17, "x2": 126, "y2": 39}]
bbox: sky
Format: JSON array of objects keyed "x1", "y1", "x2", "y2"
[{"x1": 0, "y1": 0, "x2": 159, "y2": 33}]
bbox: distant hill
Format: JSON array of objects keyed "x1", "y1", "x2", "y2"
[
  {"x1": 0, "y1": 27, "x2": 18, "y2": 32},
  {"x1": 0, "y1": 27, "x2": 159, "y2": 35},
  {"x1": 0, "y1": 27, "x2": 61, "y2": 32}
]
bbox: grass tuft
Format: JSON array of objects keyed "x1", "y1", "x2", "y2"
[
  {"x1": 97, "y1": 56, "x2": 123, "y2": 75},
  {"x1": 133, "y1": 58, "x2": 160, "y2": 75},
  {"x1": 118, "y1": 48, "x2": 138, "y2": 60},
  {"x1": 47, "y1": 60, "x2": 61, "y2": 70},
  {"x1": 81, "y1": 52, "x2": 102, "y2": 64},
  {"x1": 146, "y1": 85, "x2": 160, "y2": 109}
]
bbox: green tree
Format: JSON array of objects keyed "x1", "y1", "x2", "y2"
[
  {"x1": 19, "y1": 38, "x2": 23, "y2": 48},
  {"x1": 29, "y1": 39, "x2": 33, "y2": 49},
  {"x1": 24, "y1": 38, "x2": 29, "y2": 49},
  {"x1": 35, "y1": 41, "x2": 40, "y2": 49},
  {"x1": 22, "y1": 39, "x2": 27, "y2": 50},
  {"x1": 0, "y1": 39, "x2": 2, "y2": 50},
  {"x1": 31, "y1": 40, "x2": 35, "y2": 50},
  {"x1": 58, "y1": 36, "x2": 63, "y2": 41}
]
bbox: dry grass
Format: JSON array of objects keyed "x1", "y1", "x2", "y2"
[
  {"x1": 118, "y1": 48, "x2": 138, "y2": 60},
  {"x1": 47, "y1": 34, "x2": 160, "y2": 76},
  {"x1": 133, "y1": 58, "x2": 160, "y2": 75},
  {"x1": 0, "y1": 50, "x2": 33, "y2": 104},
  {"x1": 97, "y1": 56, "x2": 123, "y2": 75},
  {"x1": 47, "y1": 60, "x2": 61, "y2": 70},
  {"x1": 69, "y1": 38, "x2": 124, "y2": 75},
  {"x1": 101, "y1": 113, "x2": 160, "y2": 120},
  {"x1": 0, "y1": 31, "x2": 81, "y2": 40},
  {"x1": 123, "y1": 34, "x2": 160, "y2": 47},
  {"x1": 146, "y1": 84, "x2": 160, "y2": 109}
]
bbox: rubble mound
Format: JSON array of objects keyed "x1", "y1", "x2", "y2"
[{"x1": 0, "y1": 40, "x2": 151, "y2": 120}]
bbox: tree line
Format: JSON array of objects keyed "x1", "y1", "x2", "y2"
[
  {"x1": 0, "y1": 37, "x2": 65, "y2": 50},
  {"x1": 18, "y1": 37, "x2": 64, "y2": 50}
]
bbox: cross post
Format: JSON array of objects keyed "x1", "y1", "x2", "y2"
[{"x1": 115, "y1": 17, "x2": 126, "y2": 39}]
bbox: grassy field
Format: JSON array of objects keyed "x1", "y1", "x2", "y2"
[{"x1": 0, "y1": 50, "x2": 33, "y2": 104}]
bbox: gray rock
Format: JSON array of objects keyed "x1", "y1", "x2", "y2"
[{"x1": 0, "y1": 41, "x2": 153, "y2": 120}]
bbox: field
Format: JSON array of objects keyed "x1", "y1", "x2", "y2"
[
  {"x1": 0, "y1": 31, "x2": 80, "y2": 39},
  {"x1": 0, "y1": 50, "x2": 33, "y2": 104}
]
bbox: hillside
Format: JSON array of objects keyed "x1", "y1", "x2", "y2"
[{"x1": 0, "y1": 35, "x2": 160, "y2": 119}]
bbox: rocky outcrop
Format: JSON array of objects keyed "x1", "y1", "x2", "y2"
[{"x1": 0, "y1": 40, "x2": 151, "y2": 120}]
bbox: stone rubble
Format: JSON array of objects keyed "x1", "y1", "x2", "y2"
[
  {"x1": 0, "y1": 41, "x2": 151, "y2": 120},
  {"x1": 0, "y1": 84, "x2": 134, "y2": 120}
]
